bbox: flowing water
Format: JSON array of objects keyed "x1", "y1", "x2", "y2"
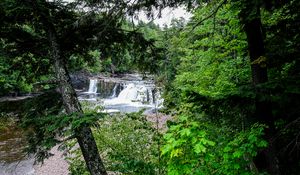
[
  {"x1": 87, "y1": 79, "x2": 98, "y2": 94},
  {"x1": 78, "y1": 74, "x2": 163, "y2": 113},
  {"x1": 0, "y1": 74, "x2": 163, "y2": 174}
]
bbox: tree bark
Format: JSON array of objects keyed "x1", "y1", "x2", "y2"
[
  {"x1": 244, "y1": 17, "x2": 268, "y2": 85},
  {"x1": 240, "y1": 4, "x2": 280, "y2": 175},
  {"x1": 47, "y1": 23, "x2": 107, "y2": 175}
]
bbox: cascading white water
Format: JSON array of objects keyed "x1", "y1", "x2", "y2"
[
  {"x1": 136, "y1": 86, "x2": 149, "y2": 103},
  {"x1": 110, "y1": 84, "x2": 119, "y2": 98},
  {"x1": 117, "y1": 83, "x2": 138, "y2": 101},
  {"x1": 113, "y1": 83, "x2": 163, "y2": 105},
  {"x1": 154, "y1": 89, "x2": 164, "y2": 108},
  {"x1": 87, "y1": 79, "x2": 98, "y2": 93},
  {"x1": 78, "y1": 75, "x2": 163, "y2": 113}
]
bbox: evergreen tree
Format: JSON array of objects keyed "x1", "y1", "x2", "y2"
[{"x1": 0, "y1": 0, "x2": 162, "y2": 174}]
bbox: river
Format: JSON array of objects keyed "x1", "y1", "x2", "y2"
[
  {"x1": 0, "y1": 122, "x2": 35, "y2": 175},
  {"x1": 0, "y1": 73, "x2": 162, "y2": 175}
]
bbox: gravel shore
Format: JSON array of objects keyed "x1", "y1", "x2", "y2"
[{"x1": 34, "y1": 145, "x2": 69, "y2": 175}]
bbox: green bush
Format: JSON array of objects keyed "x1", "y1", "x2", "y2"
[
  {"x1": 161, "y1": 114, "x2": 268, "y2": 175},
  {"x1": 68, "y1": 112, "x2": 162, "y2": 175}
]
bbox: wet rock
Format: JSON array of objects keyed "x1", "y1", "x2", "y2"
[{"x1": 70, "y1": 70, "x2": 91, "y2": 90}]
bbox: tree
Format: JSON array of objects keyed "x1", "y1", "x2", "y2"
[
  {"x1": 1, "y1": 0, "x2": 109, "y2": 174},
  {"x1": 237, "y1": 0, "x2": 280, "y2": 174},
  {"x1": 141, "y1": 0, "x2": 299, "y2": 174},
  {"x1": 0, "y1": 0, "x2": 162, "y2": 174}
]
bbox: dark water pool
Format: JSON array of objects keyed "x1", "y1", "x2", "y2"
[{"x1": 0, "y1": 123, "x2": 34, "y2": 175}]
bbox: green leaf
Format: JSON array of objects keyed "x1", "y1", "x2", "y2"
[
  {"x1": 233, "y1": 150, "x2": 243, "y2": 158},
  {"x1": 180, "y1": 128, "x2": 191, "y2": 136},
  {"x1": 194, "y1": 143, "x2": 206, "y2": 154},
  {"x1": 170, "y1": 149, "x2": 183, "y2": 158}
]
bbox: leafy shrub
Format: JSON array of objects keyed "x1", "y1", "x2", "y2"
[
  {"x1": 68, "y1": 112, "x2": 162, "y2": 175},
  {"x1": 161, "y1": 114, "x2": 268, "y2": 175}
]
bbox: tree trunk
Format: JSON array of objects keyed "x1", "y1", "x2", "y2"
[
  {"x1": 240, "y1": 4, "x2": 280, "y2": 175},
  {"x1": 244, "y1": 17, "x2": 268, "y2": 85},
  {"x1": 47, "y1": 12, "x2": 108, "y2": 175}
]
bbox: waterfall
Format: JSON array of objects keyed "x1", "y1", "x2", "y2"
[
  {"x1": 79, "y1": 76, "x2": 164, "y2": 113},
  {"x1": 136, "y1": 86, "x2": 149, "y2": 103},
  {"x1": 110, "y1": 84, "x2": 118, "y2": 98},
  {"x1": 88, "y1": 79, "x2": 98, "y2": 93},
  {"x1": 116, "y1": 84, "x2": 157, "y2": 104},
  {"x1": 110, "y1": 83, "x2": 123, "y2": 98},
  {"x1": 118, "y1": 83, "x2": 138, "y2": 100}
]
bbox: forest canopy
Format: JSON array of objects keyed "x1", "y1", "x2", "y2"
[{"x1": 0, "y1": 0, "x2": 300, "y2": 175}]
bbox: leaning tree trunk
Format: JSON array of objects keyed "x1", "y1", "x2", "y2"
[
  {"x1": 240, "y1": 4, "x2": 280, "y2": 175},
  {"x1": 30, "y1": 1, "x2": 107, "y2": 173},
  {"x1": 46, "y1": 14, "x2": 107, "y2": 175}
]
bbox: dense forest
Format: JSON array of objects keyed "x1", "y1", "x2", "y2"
[{"x1": 0, "y1": 0, "x2": 299, "y2": 175}]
